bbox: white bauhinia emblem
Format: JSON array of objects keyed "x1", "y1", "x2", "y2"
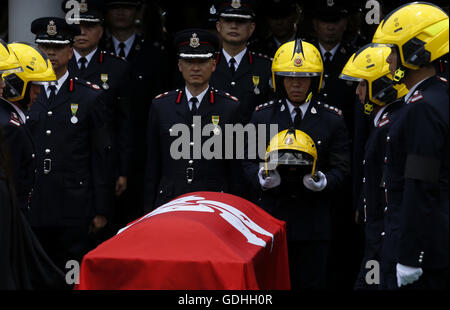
[{"x1": 118, "y1": 195, "x2": 274, "y2": 250}]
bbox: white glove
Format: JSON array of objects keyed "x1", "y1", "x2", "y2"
[
  {"x1": 258, "y1": 167, "x2": 281, "y2": 190},
  {"x1": 396, "y1": 263, "x2": 423, "y2": 288},
  {"x1": 303, "y1": 171, "x2": 327, "y2": 192}
]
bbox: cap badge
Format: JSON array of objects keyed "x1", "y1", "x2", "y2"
[
  {"x1": 294, "y1": 55, "x2": 303, "y2": 67},
  {"x1": 210, "y1": 5, "x2": 216, "y2": 15},
  {"x1": 284, "y1": 136, "x2": 294, "y2": 145},
  {"x1": 190, "y1": 33, "x2": 200, "y2": 48},
  {"x1": 47, "y1": 20, "x2": 57, "y2": 36},
  {"x1": 231, "y1": 0, "x2": 241, "y2": 9},
  {"x1": 80, "y1": 0, "x2": 88, "y2": 13}
]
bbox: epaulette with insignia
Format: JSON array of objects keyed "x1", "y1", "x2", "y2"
[
  {"x1": 250, "y1": 51, "x2": 273, "y2": 62},
  {"x1": 99, "y1": 50, "x2": 127, "y2": 63},
  {"x1": 9, "y1": 111, "x2": 21, "y2": 127},
  {"x1": 438, "y1": 76, "x2": 448, "y2": 83},
  {"x1": 408, "y1": 90, "x2": 423, "y2": 104},
  {"x1": 71, "y1": 77, "x2": 101, "y2": 91},
  {"x1": 153, "y1": 89, "x2": 179, "y2": 101},
  {"x1": 255, "y1": 100, "x2": 277, "y2": 112},
  {"x1": 321, "y1": 103, "x2": 343, "y2": 116},
  {"x1": 213, "y1": 88, "x2": 239, "y2": 103}
]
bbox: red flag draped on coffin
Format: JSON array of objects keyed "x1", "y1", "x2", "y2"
[{"x1": 78, "y1": 192, "x2": 290, "y2": 290}]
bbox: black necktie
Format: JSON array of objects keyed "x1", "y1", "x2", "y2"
[
  {"x1": 79, "y1": 57, "x2": 87, "y2": 72},
  {"x1": 48, "y1": 85, "x2": 57, "y2": 103},
  {"x1": 118, "y1": 42, "x2": 126, "y2": 58},
  {"x1": 324, "y1": 51, "x2": 332, "y2": 68},
  {"x1": 190, "y1": 97, "x2": 199, "y2": 115},
  {"x1": 229, "y1": 57, "x2": 236, "y2": 76},
  {"x1": 294, "y1": 107, "x2": 302, "y2": 129}
]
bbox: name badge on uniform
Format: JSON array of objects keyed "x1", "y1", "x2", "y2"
[
  {"x1": 212, "y1": 115, "x2": 220, "y2": 135},
  {"x1": 101, "y1": 73, "x2": 109, "y2": 90},
  {"x1": 252, "y1": 75, "x2": 260, "y2": 95},
  {"x1": 70, "y1": 103, "x2": 79, "y2": 124}
]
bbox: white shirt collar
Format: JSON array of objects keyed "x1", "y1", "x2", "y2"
[
  {"x1": 112, "y1": 34, "x2": 136, "y2": 58},
  {"x1": 73, "y1": 48, "x2": 98, "y2": 68},
  {"x1": 319, "y1": 43, "x2": 340, "y2": 61},
  {"x1": 285, "y1": 98, "x2": 310, "y2": 122},
  {"x1": 404, "y1": 76, "x2": 432, "y2": 103},
  {"x1": 185, "y1": 85, "x2": 209, "y2": 109},
  {"x1": 222, "y1": 47, "x2": 247, "y2": 69},
  {"x1": 45, "y1": 70, "x2": 69, "y2": 97}
]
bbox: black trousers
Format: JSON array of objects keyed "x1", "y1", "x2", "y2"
[
  {"x1": 288, "y1": 240, "x2": 329, "y2": 289},
  {"x1": 32, "y1": 225, "x2": 92, "y2": 280}
]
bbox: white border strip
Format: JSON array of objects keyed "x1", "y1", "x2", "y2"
[
  {"x1": 36, "y1": 39, "x2": 71, "y2": 44},
  {"x1": 179, "y1": 53, "x2": 214, "y2": 58}
]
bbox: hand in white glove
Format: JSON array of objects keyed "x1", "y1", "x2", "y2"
[
  {"x1": 396, "y1": 263, "x2": 423, "y2": 288},
  {"x1": 258, "y1": 167, "x2": 281, "y2": 190},
  {"x1": 303, "y1": 171, "x2": 327, "y2": 192}
]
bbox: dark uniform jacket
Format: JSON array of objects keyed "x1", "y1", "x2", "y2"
[
  {"x1": 0, "y1": 98, "x2": 36, "y2": 212},
  {"x1": 248, "y1": 34, "x2": 283, "y2": 59},
  {"x1": 382, "y1": 76, "x2": 448, "y2": 270},
  {"x1": 25, "y1": 76, "x2": 110, "y2": 227},
  {"x1": 243, "y1": 97, "x2": 351, "y2": 241},
  {"x1": 68, "y1": 49, "x2": 132, "y2": 178},
  {"x1": 358, "y1": 99, "x2": 404, "y2": 238},
  {"x1": 313, "y1": 41, "x2": 358, "y2": 136},
  {"x1": 144, "y1": 87, "x2": 239, "y2": 212},
  {"x1": 210, "y1": 49, "x2": 273, "y2": 124}
]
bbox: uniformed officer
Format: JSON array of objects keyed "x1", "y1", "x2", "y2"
[
  {"x1": 1, "y1": 41, "x2": 56, "y2": 213},
  {"x1": 339, "y1": 43, "x2": 408, "y2": 290},
  {"x1": 102, "y1": 0, "x2": 144, "y2": 62},
  {"x1": 309, "y1": 0, "x2": 358, "y2": 135},
  {"x1": 242, "y1": 39, "x2": 351, "y2": 289},
  {"x1": 248, "y1": 0, "x2": 301, "y2": 58},
  {"x1": 26, "y1": 17, "x2": 110, "y2": 272},
  {"x1": 102, "y1": 0, "x2": 169, "y2": 223},
  {"x1": 211, "y1": 0, "x2": 273, "y2": 125},
  {"x1": 372, "y1": 2, "x2": 449, "y2": 289},
  {"x1": 0, "y1": 41, "x2": 66, "y2": 289},
  {"x1": 63, "y1": 0, "x2": 133, "y2": 202},
  {"x1": 143, "y1": 29, "x2": 239, "y2": 212}
]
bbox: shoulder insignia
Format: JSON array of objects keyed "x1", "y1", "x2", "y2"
[
  {"x1": 322, "y1": 103, "x2": 343, "y2": 116},
  {"x1": 214, "y1": 89, "x2": 239, "y2": 102},
  {"x1": 101, "y1": 50, "x2": 127, "y2": 62},
  {"x1": 9, "y1": 112, "x2": 21, "y2": 127},
  {"x1": 250, "y1": 51, "x2": 271, "y2": 60},
  {"x1": 154, "y1": 91, "x2": 170, "y2": 100},
  {"x1": 377, "y1": 112, "x2": 390, "y2": 127},
  {"x1": 438, "y1": 76, "x2": 448, "y2": 83},
  {"x1": 409, "y1": 90, "x2": 423, "y2": 104},
  {"x1": 255, "y1": 100, "x2": 275, "y2": 112},
  {"x1": 72, "y1": 78, "x2": 101, "y2": 91}
]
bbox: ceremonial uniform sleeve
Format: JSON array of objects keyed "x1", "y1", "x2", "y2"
[
  {"x1": 398, "y1": 100, "x2": 448, "y2": 268},
  {"x1": 323, "y1": 116, "x2": 351, "y2": 192},
  {"x1": 241, "y1": 111, "x2": 265, "y2": 192},
  {"x1": 88, "y1": 93, "x2": 112, "y2": 217},
  {"x1": 2, "y1": 125, "x2": 26, "y2": 194},
  {"x1": 143, "y1": 101, "x2": 162, "y2": 213}
]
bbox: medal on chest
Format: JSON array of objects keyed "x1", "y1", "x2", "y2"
[
  {"x1": 252, "y1": 75, "x2": 260, "y2": 95},
  {"x1": 70, "y1": 103, "x2": 79, "y2": 124},
  {"x1": 101, "y1": 73, "x2": 109, "y2": 90}
]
